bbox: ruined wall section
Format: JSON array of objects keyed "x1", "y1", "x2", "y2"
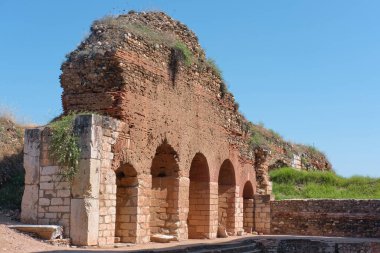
[
  {"x1": 61, "y1": 12, "x2": 255, "y2": 192},
  {"x1": 271, "y1": 200, "x2": 380, "y2": 238},
  {"x1": 22, "y1": 128, "x2": 71, "y2": 236}
]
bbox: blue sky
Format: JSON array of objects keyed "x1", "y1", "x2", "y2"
[{"x1": 0, "y1": 1, "x2": 379, "y2": 177}]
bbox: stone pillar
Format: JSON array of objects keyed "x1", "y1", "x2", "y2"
[
  {"x1": 21, "y1": 128, "x2": 42, "y2": 223},
  {"x1": 243, "y1": 199, "x2": 254, "y2": 233},
  {"x1": 135, "y1": 174, "x2": 151, "y2": 243},
  {"x1": 254, "y1": 194, "x2": 271, "y2": 234},
  {"x1": 177, "y1": 177, "x2": 189, "y2": 240},
  {"x1": 209, "y1": 182, "x2": 218, "y2": 239},
  {"x1": 254, "y1": 148, "x2": 271, "y2": 195},
  {"x1": 70, "y1": 115, "x2": 100, "y2": 246},
  {"x1": 235, "y1": 194, "x2": 244, "y2": 235}
]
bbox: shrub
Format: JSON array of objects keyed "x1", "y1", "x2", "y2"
[
  {"x1": 206, "y1": 58, "x2": 223, "y2": 78},
  {"x1": 173, "y1": 42, "x2": 193, "y2": 66},
  {"x1": 49, "y1": 113, "x2": 81, "y2": 182}
]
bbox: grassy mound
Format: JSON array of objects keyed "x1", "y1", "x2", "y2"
[{"x1": 270, "y1": 167, "x2": 380, "y2": 200}]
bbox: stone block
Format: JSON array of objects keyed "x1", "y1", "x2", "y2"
[
  {"x1": 40, "y1": 182, "x2": 54, "y2": 190},
  {"x1": 70, "y1": 198, "x2": 99, "y2": 246},
  {"x1": 24, "y1": 128, "x2": 42, "y2": 157},
  {"x1": 74, "y1": 115, "x2": 102, "y2": 160},
  {"x1": 39, "y1": 198, "x2": 50, "y2": 206},
  {"x1": 40, "y1": 166, "x2": 59, "y2": 176},
  {"x1": 21, "y1": 185, "x2": 39, "y2": 223},
  {"x1": 24, "y1": 155, "x2": 40, "y2": 185},
  {"x1": 51, "y1": 198, "x2": 63, "y2": 206},
  {"x1": 71, "y1": 159, "x2": 101, "y2": 198},
  {"x1": 9, "y1": 225, "x2": 63, "y2": 240},
  {"x1": 57, "y1": 190, "x2": 71, "y2": 198}
]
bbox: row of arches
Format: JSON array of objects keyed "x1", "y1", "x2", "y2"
[{"x1": 112, "y1": 142, "x2": 256, "y2": 243}]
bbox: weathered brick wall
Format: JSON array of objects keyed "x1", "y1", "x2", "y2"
[
  {"x1": 58, "y1": 12, "x2": 263, "y2": 243},
  {"x1": 60, "y1": 12, "x2": 257, "y2": 196},
  {"x1": 271, "y1": 200, "x2": 380, "y2": 238},
  {"x1": 22, "y1": 12, "x2": 277, "y2": 246}
]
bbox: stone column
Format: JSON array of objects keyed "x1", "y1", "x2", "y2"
[
  {"x1": 209, "y1": 182, "x2": 218, "y2": 239},
  {"x1": 243, "y1": 198, "x2": 254, "y2": 233},
  {"x1": 21, "y1": 128, "x2": 42, "y2": 223},
  {"x1": 135, "y1": 173, "x2": 151, "y2": 243},
  {"x1": 254, "y1": 194, "x2": 271, "y2": 234},
  {"x1": 70, "y1": 115, "x2": 101, "y2": 246},
  {"x1": 177, "y1": 176, "x2": 190, "y2": 240},
  {"x1": 235, "y1": 194, "x2": 244, "y2": 235}
]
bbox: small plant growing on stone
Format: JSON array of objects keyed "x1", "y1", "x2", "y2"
[
  {"x1": 49, "y1": 113, "x2": 81, "y2": 182},
  {"x1": 169, "y1": 42, "x2": 193, "y2": 84},
  {"x1": 173, "y1": 42, "x2": 193, "y2": 66}
]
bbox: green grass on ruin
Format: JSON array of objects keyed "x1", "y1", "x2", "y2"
[{"x1": 270, "y1": 167, "x2": 380, "y2": 200}]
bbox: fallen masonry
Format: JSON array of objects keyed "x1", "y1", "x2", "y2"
[{"x1": 9, "y1": 225, "x2": 63, "y2": 240}]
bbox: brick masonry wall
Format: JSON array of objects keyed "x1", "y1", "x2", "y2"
[
  {"x1": 271, "y1": 199, "x2": 380, "y2": 238},
  {"x1": 60, "y1": 12, "x2": 257, "y2": 197}
]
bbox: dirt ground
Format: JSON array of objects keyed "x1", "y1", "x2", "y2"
[
  {"x1": 0, "y1": 212, "x2": 254, "y2": 253},
  {"x1": 2, "y1": 212, "x2": 380, "y2": 253},
  {"x1": 0, "y1": 212, "x2": 61, "y2": 253}
]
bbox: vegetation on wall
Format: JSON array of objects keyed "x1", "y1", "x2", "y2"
[
  {"x1": 249, "y1": 123, "x2": 283, "y2": 150},
  {"x1": 49, "y1": 113, "x2": 81, "y2": 182},
  {"x1": 270, "y1": 167, "x2": 380, "y2": 200},
  {"x1": 173, "y1": 42, "x2": 193, "y2": 66}
]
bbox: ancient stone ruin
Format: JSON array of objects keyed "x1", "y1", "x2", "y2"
[
  {"x1": 21, "y1": 11, "x2": 379, "y2": 248},
  {"x1": 21, "y1": 12, "x2": 272, "y2": 246}
]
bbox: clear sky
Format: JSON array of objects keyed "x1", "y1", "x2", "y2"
[{"x1": 0, "y1": 1, "x2": 379, "y2": 177}]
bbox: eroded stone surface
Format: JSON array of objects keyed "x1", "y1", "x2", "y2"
[{"x1": 9, "y1": 225, "x2": 63, "y2": 240}]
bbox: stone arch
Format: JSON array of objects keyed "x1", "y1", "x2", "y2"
[
  {"x1": 242, "y1": 181, "x2": 255, "y2": 233},
  {"x1": 217, "y1": 159, "x2": 237, "y2": 236},
  {"x1": 115, "y1": 163, "x2": 138, "y2": 243},
  {"x1": 188, "y1": 152, "x2": 211, "y2": 239},
  {"x1": 149, "y1": 141, "x2": 180, "y2": 238}
]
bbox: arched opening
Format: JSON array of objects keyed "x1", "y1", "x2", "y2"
[
  {"x1": 188, "y1": 153, "x2": 211, "y2": 239},
  {"x1": 242, "y1": 181, "x2": 255, "y2": 233},
  {"x1": 150, "y1": 141, "x2": 180, "y2": 238},
  {"x1": 217, "y1": 159, "x2": 236, "y2": 236},
  {"x1": 115, "y1": 163, "x2": 138, "y2": 243}
]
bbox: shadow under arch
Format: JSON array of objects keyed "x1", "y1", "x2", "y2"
[
  {"x1": 149, "y1": 140, "x2": 180, "y2": 238},
  {"x1": 188, "y1": 152, "x2": 211, "y2": 239},
  {"x1": 242, "y1": 181, "x2": 255, "y2": 233},
  {"x1": 217, "y1": 159, "x2": 237, "y2": 236},
  {"x1": 114, "y1": 162, "x2": 138, "y2": 243}
]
